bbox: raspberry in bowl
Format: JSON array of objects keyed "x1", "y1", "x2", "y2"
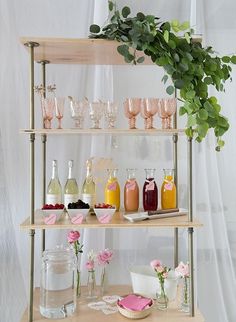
[
  {"x1": 94, "y1": 203, "x2": 116, "y2": 223},
  {"x1": 41, "y1": 204, "x2": 64, "y2": 224}
]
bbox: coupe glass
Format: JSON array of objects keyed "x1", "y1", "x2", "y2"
[
  {"x1": 141, "y1": 98, "x2": 158, "y2": 129},
  {"x1": 104, "y1": 101, "x2": 118, "y2": 128},
  {"x1": 124, "y1": 98, "x2": 141, "y2": 129},
  {"x1": 157, "y1": 98, "x2": 176, "y2": 129},
  {"x1": 54, "y1": 97, "x2": 65, "y2": 129},
  {"x1": 89, "y1": 101, "x2": 104, "y2": 129},
  {"x1": 69, "y1": 97, "x2": 88, "y2": 129},
  {"x1": 41, "y1": 97, "x2": 55, "y2": 129}
]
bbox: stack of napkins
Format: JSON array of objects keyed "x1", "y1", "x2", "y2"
[{"x1": 118, "y1": 294, "x2": 152, "y2": 311}]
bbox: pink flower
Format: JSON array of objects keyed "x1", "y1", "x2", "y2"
[
  {"x1": 163, "y1": 272, "x2": 168, "y2": 279},
  {"x1": 86, "y1": 260, "x2": 95, "y2": 271},
  {"x1": 175, "y1": 261, "x2": 189, "y2": 277},
  {"x1": 97, "y1": 249, "x2": 113, "y2": 266},
  {"x1": 67, "y1": 230, "x2": 80, "y2": 243},
  {"x1": 150, "y1": 259, "x2": 162, "y2": 270},
  {"x1": 156, "y1": 265, "x2": 165, "y2": 273}
]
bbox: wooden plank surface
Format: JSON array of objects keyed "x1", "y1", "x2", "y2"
[
  {"x1": 20, "y1": 128, "x2": 185, "y2": 136},
  {"x1": 20, "y1": 211, "x2": 203, "y2": 229},
  {"x1": 20, "y1": 37, "x2": 202, "y2": 65},
  {"x1": 20, "y1": 285, "x2": 204, "y2": 322}
]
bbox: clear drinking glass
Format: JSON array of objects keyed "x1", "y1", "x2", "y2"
[
  {"x1": 104, "y1": 101, "x2": 118, "y2": 128},
  {"x1": 69, "y1": 98, "x2": 88, "y2": 129},
  {"x1": 124, "y1": 98, "x2": 141, "y2": 129},
  {"x1": 141, "y1": 98, "x2": 158, "y2": 129},
  {"x1": 55, "y1": 97, "x2": 65, "y2": 129},
  {"x1": 41, "y1": 97, "x2": 55, "y2": 129},
  {"x1": 89, "y1": 101, "x2": 104, "y2": 129},
  {"x1": 40, "y1": 247, "x2": 77, "y2": 319}
]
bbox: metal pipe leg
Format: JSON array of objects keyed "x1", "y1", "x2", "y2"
[{"x1": 188, "y1": 227, "x2": 195, "y2": 316}]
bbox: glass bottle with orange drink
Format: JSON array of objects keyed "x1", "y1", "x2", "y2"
[
  {"x1": 104, "y1": 169, "x2": 120, "y2": 210},
  {"x1": 124, "y1": 169, "x2": 139, "y2": 212},
  {"x1": 161, "y1": 169, "x2": 176, "y2": 209}
]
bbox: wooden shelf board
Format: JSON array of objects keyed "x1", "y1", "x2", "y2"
[
  {"x1": 20, "y1": 285, "x2": 204, "y2": 322},
  {"x1": 20, "y1": 128, "x2": 185, "y2": 136},
  {"x1": 20, "y1": 37, "x2": 202, "y2": 65},
  {"x1": 20, "y1": 211, "x2": 203, "y2": 230}
]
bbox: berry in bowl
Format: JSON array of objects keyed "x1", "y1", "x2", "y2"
[
  {"x1": 94, "y1": 203, "x2": 116, "y2": 223},
  {"x1": 67, "y1": 199, "x2": 90, "y2": 224},
  {"x1": 41, "y1": 204, "x2": 65, "y2": 224}
]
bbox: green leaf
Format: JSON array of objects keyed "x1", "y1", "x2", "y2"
[
  {"x1": 217, "y1": 139, "x2": 225, "y2": 148},
  {"x1": 179, "y1": 106, "x2": 186, "y2": 116},
  {"x1": 171, "y1": 19, "x2": 179, "y2": 27},
  {"x1": 231, "y1": 55, "x2": 236, "y2": 64},
  {"x1": 137, "y1": 12, "x2": 145, "y2": 21},
  {"x1": 168, "y1": 40, "x2": 176, "y2": 49},
  {"x1": 162, "y1": 75, "x2": 168, "y2": 84},
  {"x1": 90, "y1": 24, "x2": 101, "y2": 34},
  {"x1": 174, "y1": 79, "x2": 184, "y2": 89},
  {"x1": 209, "y1": 96, "x2": 217, "y2": 104},
  {"x1": 198, "y1": 122, "x2": 209, "y2": 138},
  {"x1": 166, "y1": 85, "x2": 175, "y2": 95},
  {"x1": 198, "y1": 109, "x2": 208, "y2": 120},
  {"x1": 179, "y1": 21, "x2": 190, "y2": 31},
  {"x1": 108, "y1": 1, "x2": 114, "y2": 11},
  {"x1": 156, "y1": 56, "x2": 169, "y2": 66},
  {"x1": 187, "y1": 114, "x2": 197, "y2": 127},
  {"x1": 173, "y1": 53, "x2": 180, "y2": 62},
  {"x1": 218, "y1": 116, "x2": 229, "y2": 128},
  {"x1": 137, "y1": 56, "x2": 145, "y2": 64},
  {"x1": 186, "y1": 90, "x2": 195, "y2": 99},
  {"x1": 184, "y1": 32, "x2": 190, "y2": 44},
  {"x1": 185, "y1": 128, "x2": 193, "y2": 137},
  {"x1": 122, "y1": 6, "x2": 131, "y2": 18},
  {"x1": 117, "y1": 44, "x2": 129, "y2": 55},
  {"x1": 222, "y1": 56, "x2": 231, "y2": 63},
  {"x1": 164, "y1": 30, "x2": 169, "y2": 43},
  {"x1": 204, "y1": 77, "x2": 213, "y2": 85}
]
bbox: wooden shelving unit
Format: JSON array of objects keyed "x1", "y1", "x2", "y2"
[
  {"x1": 20, "y1": 286, "x2": 205, "y2": 322},
  {"x1": 20, "y1": 36, "x2": 204, "y2": 322}
]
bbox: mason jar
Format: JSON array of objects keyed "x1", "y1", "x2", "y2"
[{"x1": 40, "y1": 246, "x2": 77, "y2": 319}]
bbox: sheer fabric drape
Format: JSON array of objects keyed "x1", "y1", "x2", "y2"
[{"x1": 0, "y1": 1, "x2": 236, "y2": 322}]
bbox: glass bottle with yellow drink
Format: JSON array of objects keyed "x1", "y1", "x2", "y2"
[
  {"x1": 104, "y1": 169, "x2": 120, "y2": 210},
  {"x1": 161, "y1": 169, "x2": 176, "y2": 209}
]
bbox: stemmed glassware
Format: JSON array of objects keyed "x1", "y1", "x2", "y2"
[
  {"x1": 124, "y1": 98, "x2": 141, "y2": 129},
  {"x1": 104, "y1": 101, "x2": 118, "y2": 128},
  {"x1": 54, "y1": 97, "x2": 65, "y2": 129},
  {"x1": 68, "y1": 97, "x2": 88, "y2": 129},
  {"x1": 41, "y1": 97, "x2": 55, "y2": 129},
  {"x1": 141, "y1": 98, "x2": 158, "y2": 129},
  {"x1": 89, "y1": 101, "x2": 104, "y2": 129},
  {"x1": 157, "y1": 98, "x2": 177, "y2": 129}
]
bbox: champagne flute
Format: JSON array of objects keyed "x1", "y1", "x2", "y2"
[
  {"x1": 55, "y1": 97, "x2": 65, "y2": 129},
  {"x1": 42, "y1": 97, "x2": 55, "y2": 129},
  {"x1": 124, "y1": 98, "x2": 141, "y2": 129},
  {"x1": 104, "y1": 101, "x2": 118, "y2": 128}
]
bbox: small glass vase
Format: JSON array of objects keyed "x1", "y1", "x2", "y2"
[
  {"x1": 100, "y1": 266, "x2": 109, "y2": 296},
  {"x1": 76, "y1": 269, "x2": 81, "y2": 298},
  {"x1": 180, "y1": 277, "x2": 190, "y2": 313},
  {"x1": 156, "y1": 282, "x2": 168, "y2": 310},
  {"x1": 87, "y1": 270, "x2": 97, "y2": 299}
]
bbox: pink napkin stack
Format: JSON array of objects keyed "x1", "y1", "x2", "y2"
[{"x1": 118, "y1": 294, "x2": 152, "y2": 311}]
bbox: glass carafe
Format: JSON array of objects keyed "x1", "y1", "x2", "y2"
[
  {"x1": 40, "y1": 247, "x2": 77, "y2": 319},
  {"x1": 124, "y1": 168, "x2": 139, "y2": 212},
  {"x1": 161, "y1": 169, "x2": 176, "y2": 209},
  {"x1": 143, "y1": 169, "x2": 158, "y2": 211},
  {"x1": 104, "y1": 169, "x2": 120, "y2": 211}
]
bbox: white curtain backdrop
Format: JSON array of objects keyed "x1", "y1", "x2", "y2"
[{"x1": 0, "y1": 1, "x2": 236, "y2": 322}]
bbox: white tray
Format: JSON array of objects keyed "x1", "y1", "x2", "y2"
[{"x1": 123, "y1": 209, "x2": 187, "y2": 222}]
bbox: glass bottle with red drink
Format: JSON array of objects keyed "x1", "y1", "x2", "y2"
[{"x1": 143, "y1": 169, "x2": 158, "y2": 211}]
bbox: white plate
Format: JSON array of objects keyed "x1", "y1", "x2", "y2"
[{"x1": 123, "y1": 208, "x2": 187, "y2": 222}]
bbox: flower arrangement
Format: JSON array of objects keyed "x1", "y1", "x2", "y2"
[
  {"x1": 86, "y1": 249, "x2": 96, "y2": 271},
  {"x1": 97, "y1": 248, "x2": 113, "y2": 295},
  {"x1": 67, "y1": 230, "x2": 83, "y2": 297},
  {"x1": 175, "y1": 261, "x2": 190, "y2": 312},
  {"x1": 150, "y1": 259, "x2": 170, "y2": 309}
]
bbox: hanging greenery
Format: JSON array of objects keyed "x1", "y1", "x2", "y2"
[{"x1": 89, "y1": 1, "x2": 236, "y2": 150}]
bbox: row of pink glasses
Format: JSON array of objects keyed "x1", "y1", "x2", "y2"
[
  {"x1": 124, "y1": 98, "x2": 177, "y2": 129},
  {"x1": 41, "y1": 97, "x2": 65, "y2": 129}
]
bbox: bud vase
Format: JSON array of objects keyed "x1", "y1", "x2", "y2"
[
  {"x1": 76, "y1": 269, "x2": 81, "y2": 298},
  {"x1": 180, "y1": 277, "x2": 190, "y2": 312},
  {"x1": 100, "y1": 266, "x2": 109, "y2": 296},
  {"x1": 87, "y1": 270, "x2": 97, "y2": 299},
  {"x1": 156, "y1": 281, "x2": 168, "y2": 310}
]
